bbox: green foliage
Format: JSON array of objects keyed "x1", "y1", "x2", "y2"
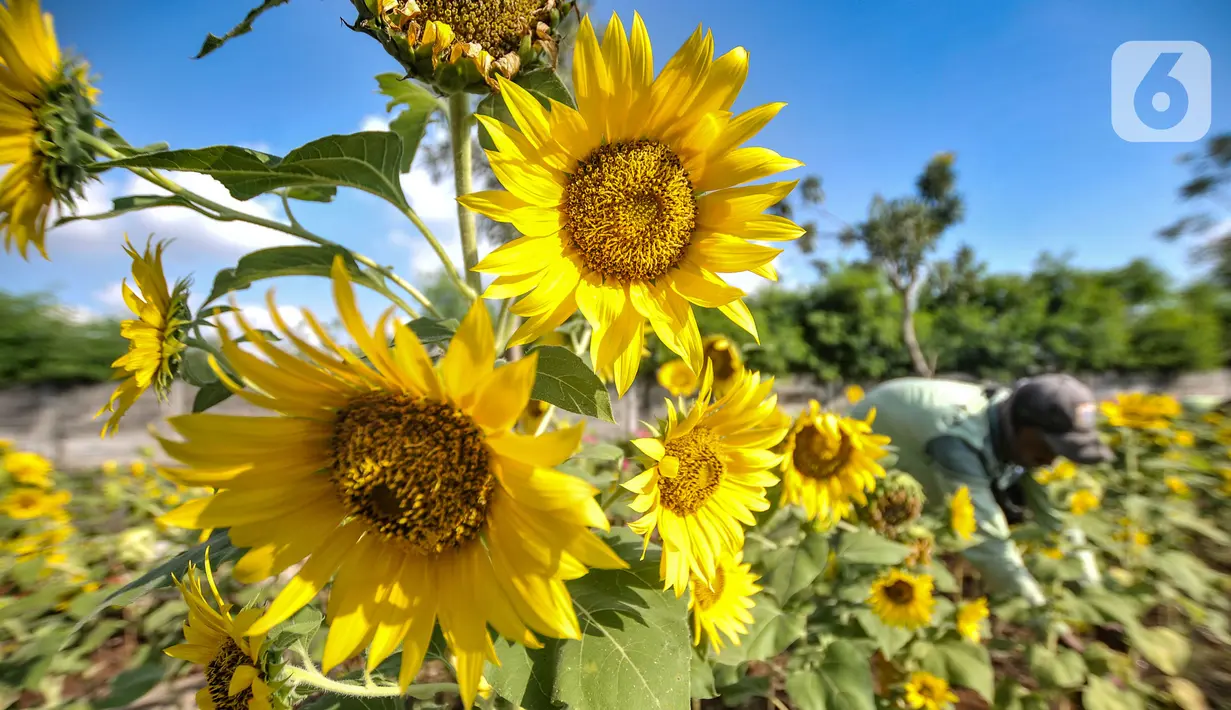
[
  {"x1": 0, "y1": 291, "x2": 126, "y2": 387},
  {"x1": 527, "y1": 345, "x2": 616, "y2": 423}
]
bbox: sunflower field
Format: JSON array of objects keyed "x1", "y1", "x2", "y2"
[{"x1": 2, "y1": 1, "x2": 1231, "y2": 709}]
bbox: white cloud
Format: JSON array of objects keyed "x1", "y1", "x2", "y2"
[
  {"x1": 360, "y1": 115, "x2": 391, "y2": 132},
  {"x1": 93, "y1": 280, "x2": 128, "y2": 313},
  {"x1": 50, "y1": 172, "x2": 297, "y2": 254}
]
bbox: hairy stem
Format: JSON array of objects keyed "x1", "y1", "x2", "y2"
[
  {"x1": 449, "y1": 92, "x2": 483, "y2": 295},
  {"x1": 283, "y1": 665, "x2": 457, "y2": 700}
]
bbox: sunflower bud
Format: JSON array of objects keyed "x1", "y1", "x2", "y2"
[
  {"x1": 858, "y1": 472, "x2": 926, "y2": 538},
  {"x1": 349, "y1": 0, "x2": 574, "y2": 94},
  {"x1": 902, "y1": 527, "x2": 935, "y2": 568}
]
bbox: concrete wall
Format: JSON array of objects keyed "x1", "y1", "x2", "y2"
[{"x1": 2, "y1": 371, "x2": 1229, "y2": 471}]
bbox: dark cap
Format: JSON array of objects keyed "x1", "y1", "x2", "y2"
[{"x1": 1011, "y1": 374, "x2": 1113, "y2": 464}]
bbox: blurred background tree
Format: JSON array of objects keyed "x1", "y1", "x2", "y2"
[
  {"x1": 1158, "y1": 132, "x2": 1231, "y2": 285},
  {"x1": 0, "y1": 292, "x2": 126, "y2": 387}
]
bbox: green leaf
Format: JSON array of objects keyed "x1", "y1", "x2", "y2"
[
  {"x1": 205, "y1": 244, "x2": 377, "y2": 304},
  {"x1": 284, "y1": 185, "x2": 337, "y2": 202},
  {"x1": 68, "y1": 529, "x2": 245, "y2": 638},
  {"x1": 55, "y1": 195, "x2": 197, "y2": 226},
  {"x1": 376, "y1": 73, "x2": 442, "y2": 172},
  {"x1": 835, "y1": 528, "x2": 911, "y2": 565},
  {"x1": 574, "y1": 443, "x2": 626, "y2": 461},
  {"x1": 267, "y1": 606, "x2": 325, "y2": 651},
  {"x1": 95, "y1": 662, "x2": 166, "y2": 708},
  {"x1": 195, "y1": 0, "x2": 293, "y2": 59},
  {"x1": 1128, "y1": 626, "x2": 1191, "y2": 675},
  {"x1": 475, "y1": 91, "x2": 516, "y2": 152},
  {"x1": 917, "y1": 640, "x2": 994, "y2": 701},
  {"x1": 297, "y1": 695, "x2": 403, "y2": 710},
  {"x1": 488, "y1": 529, "x2": 691, "y2": 710},
  {"x1": 193, "y1": 381, "x2": 234, "y2": 413},
  {"x1": 854, "y1": 609, "x2": 914, "y2": 658},
  {"x1": 761, "y1": 532, "x2": 829, "y2": 603},
  {"x1": 717, "y1": 675, "x2": 771, "y2": 706},
  {"x1": 1026, "y1": 646, "x2": 1087, "y2": 690},
  {"x1": 529, "y1": 345, "x2": 615, "y2": 423},
  {"x1": 406, "y1": 316, "x2": 458, "y2": 345},
  {"x1": 784, "y1": 640, "x2": 875, "y2": 710},
  {"x1": 101, "y1": 132, "x2": 409, "y2": 209},
  {"x1": 715, "y1": 594, "x2": 807, "y2": 666},
  {"x1": 1084, "y1": 676, "x2": 1146, "y2": 710},
  {"x1": 690, "y1": 651, "x2": 717, "y2": 699}
]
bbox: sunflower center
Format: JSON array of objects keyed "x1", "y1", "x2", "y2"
[
  {"x1": 704, "y1": 342, "x2": 736, "y2": 381},
  {"x1": 205, "y1": 639, "x2": 260, "y2": 710},
  {"x1": 792, "y1": 424, "x2": 852, "y2": 481},
  {"x1": 564, "y1": 140, "x2": 697, "y2": 283},
  {"x1": 884, "y1": 580, "x2": 916, "y2": 605},
  {"x1": 691, "y1": 565, "x2": 727, "y2": 610},
  {"x1": 659, "y1": 427, "x2": 725, "y2": 516},
  {"x1": 330, "y1": 393, "x2": 495, "y2": 555},
  {"x1": 415, "y1": 0, "x2": 545, "y2": 57}
]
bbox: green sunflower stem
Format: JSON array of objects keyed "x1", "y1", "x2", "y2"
[
  {"x1": 283, "y1": 664, "x2": 458, "y2": 700},
  {"x1": 448, "y1": 92, "x2": 484, "y2": 296},
  {"x1": 76, "y1": 130, "x2": 443, "y2": 320}
]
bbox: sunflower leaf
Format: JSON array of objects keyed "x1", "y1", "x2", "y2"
[
  {"x1": 487, "y1": 529, "x2": 691, "y2": 710},
  {"x1": 65, "y1": 528, "x2": 246, "y2": 642},
  {"x1": 284, "y1": 185, "x2": 338, "y2": 202},
  {"x1": 98, "y1": 132, "x2": 409, "y2": 209},
  {"x1": 784, "y1": 640, "x2": 876, "y2": 710},
  {"x1": 406, "y1": 317, "x2": 458, "y2": 345},
  {"x1": 193, "y1": 381, "x2": 234, "y2": 413},
  {"x1": 194, "y1": 0, "x2": 293, "y2": 59},
  {"x1": 528, "y1": 345, "x2": 616, "y2": 423},
  {"x1": 376, "y1": 73, "x2": 443, "y2": 172},
  {"x1": 715, "y1": 593, "x2": 807, "y2": 665},
  {"x1": 834, "y1": 528, "x2": 911, "y2": 566},
  {"x1": 54, "y1": 195, "x2": 201, "y2": 226},
  {"x1": 204, "y1": 244, "x2": 379, "y2": 304}
]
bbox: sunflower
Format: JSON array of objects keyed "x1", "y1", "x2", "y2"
[
  {"x1": 868, "y1": 569, "x2": 934, "y2": 630},
  {"x1": 462, "y1": 12, "x2": 803, "y2": 395},
  {"x1": 1164, "y1": 475, "x2": 1190, "y2": 498},
  {"x1": 624, "y1": 367, "x2": 787, "y2": 595},
  {"x1": 130, "y1": 460, "x2": 147, "y2": 478},
  {"x1": 0, "y1": 0, "x2": 101, "y2": 260},
  {"x1": 356, "y1": 0, "x2": 573, "y2": 93},
  {"x1": 780, "y1": 401, "x2": 890, "y2": 524},
  {"x1": 858, "y1": 472, "x2": 924, "y2": 538},
  {"x1": 1174, "y1": 430, "x2": 1195, "y2": 447},
  {"x1": 1069, "y1": 489, "x2": 1099, "y2": 516},
  {"x1": 96, "y1": 236, "x2": 191, "y2": 437},
  {"x1": 657, "y1": 358, "x2": 698, "y2": 397},
  {"x1": 688, "y1": 550, "x2": 760, "y2": 652},
  {"x1": 844, "y1": 384, "x2": 865, "y2": 404},
  {"x1": 166, "y1": 554, "x2": 280, "y2": 710},
  {"x1": 702, "y1": 336, "x2": 745, "y2": 394},
  {"x1": 101, "y1": 460, "x2": 118, "y2": 476},
  {"x1": 1036, "y1": 459, "x2": 1076, "y2": 485},
  {"x1": 955, "y1": 597, "x2": 988, "y2": 643},
  {"x1": 155, "y1": 258, "x2": 624, "y2": 709},
  {"x1": 3, "y1": 451, "x2": 53, "y2": 488},
  {"x1": 1, "y1": 487, "x2": 68, "y2": 519},
  {"x1": 902, "y1": 671, "x2": 958, "y2": 710},
  {"x1": 1100, "y1": 392, "x2": 1180, "y2": 430},
  {"x1": 950, "y1": 486, "x2": 976, "y2": 541}
]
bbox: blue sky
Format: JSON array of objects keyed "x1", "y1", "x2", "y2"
[{"x1": 3, "y1": 0, "x2": 1229, "y2": 326}]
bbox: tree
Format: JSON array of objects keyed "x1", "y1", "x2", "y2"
[
  {"x1": 839, "y1": 153, "x2": 965, "y2": 376},
  {"x1": 0, "y1": 292, "x2": 127, "y2": 387},
  {"x1": 1158, "y1": 132, "x2": 1231, "y2": 285}
]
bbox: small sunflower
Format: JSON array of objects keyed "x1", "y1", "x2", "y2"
[
  {"x1": 1, "y1": 487, "x2": 68, "y2": 519},
  {"x1": 702, "y1": 336, "x2": 745, "y2": 394},
  {"x1": 656, "y1": 358, "x2": 698, "y2": 397},
  {"x1": 950, "y1": 486, "x2": 976, "y2": 541},
  {"x1": 130, "y1": 460, "x2": 147, "y2": 478},
  {"x1": 1100, "y1": 392, "x2": 1180, "y2": 430},
  {"x1": 155, "y1": 258, "x2": 624, "y2": 709},
  {"x1": 868, "y1": 569, "x2": 934, "y2": 630},
  {"x1": 902, "y1": 671, "x2": 958, "y2": 710},
  {"x1": 166, "y1": 554, "x2": 280, "y2": 710},
  {"x1": 1036, "y1": 459, "x2": 1076, "y2": 485},
  {"x1": 0, "y1": 0, "x2": 102, "y2": 260},
  {"x1": 955, "y1": 597, "x2": 988, "y2": 643},
  {"x1": 1069, "y1": 489, "x2": 1100, "y2": 516},
  {"x1": 624, "y1": 368, "x2": 787, "y2": 595},
  {"x1": 688, "y1": 550, "x2": 760, "y2": 652},
  {"x1": 101, "y1": 460, "x2": 118, "y2": 475},
  {"x1": 1164, "y1": 475, "x2": 1190, "y2": 498},
  {"x1": 356, "y1": 0, "x2": 573, "y2": 93},
  {"x1": 844, "y1": 384, "x2": 865, "y2": 404},
  {"x1": 96, "y1": 236, "x2": 191, "y2": 437},
  {"x1": 1174, "y1": 430, "x2": 1195, "y2": 447},
  {"x1": 462, "y1": 12, "x2": 804, "y2": 395},
  {"x1": 780, "y1": 401, "x2": 890, "y2": 524},
  {"x1": 3, "y1": 451, "x2": 53, "y2": 488}
]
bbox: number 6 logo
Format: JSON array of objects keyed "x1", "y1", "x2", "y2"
[{"x1": 1112, "y1": 41, "x2": 1211, "y2": 143}]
